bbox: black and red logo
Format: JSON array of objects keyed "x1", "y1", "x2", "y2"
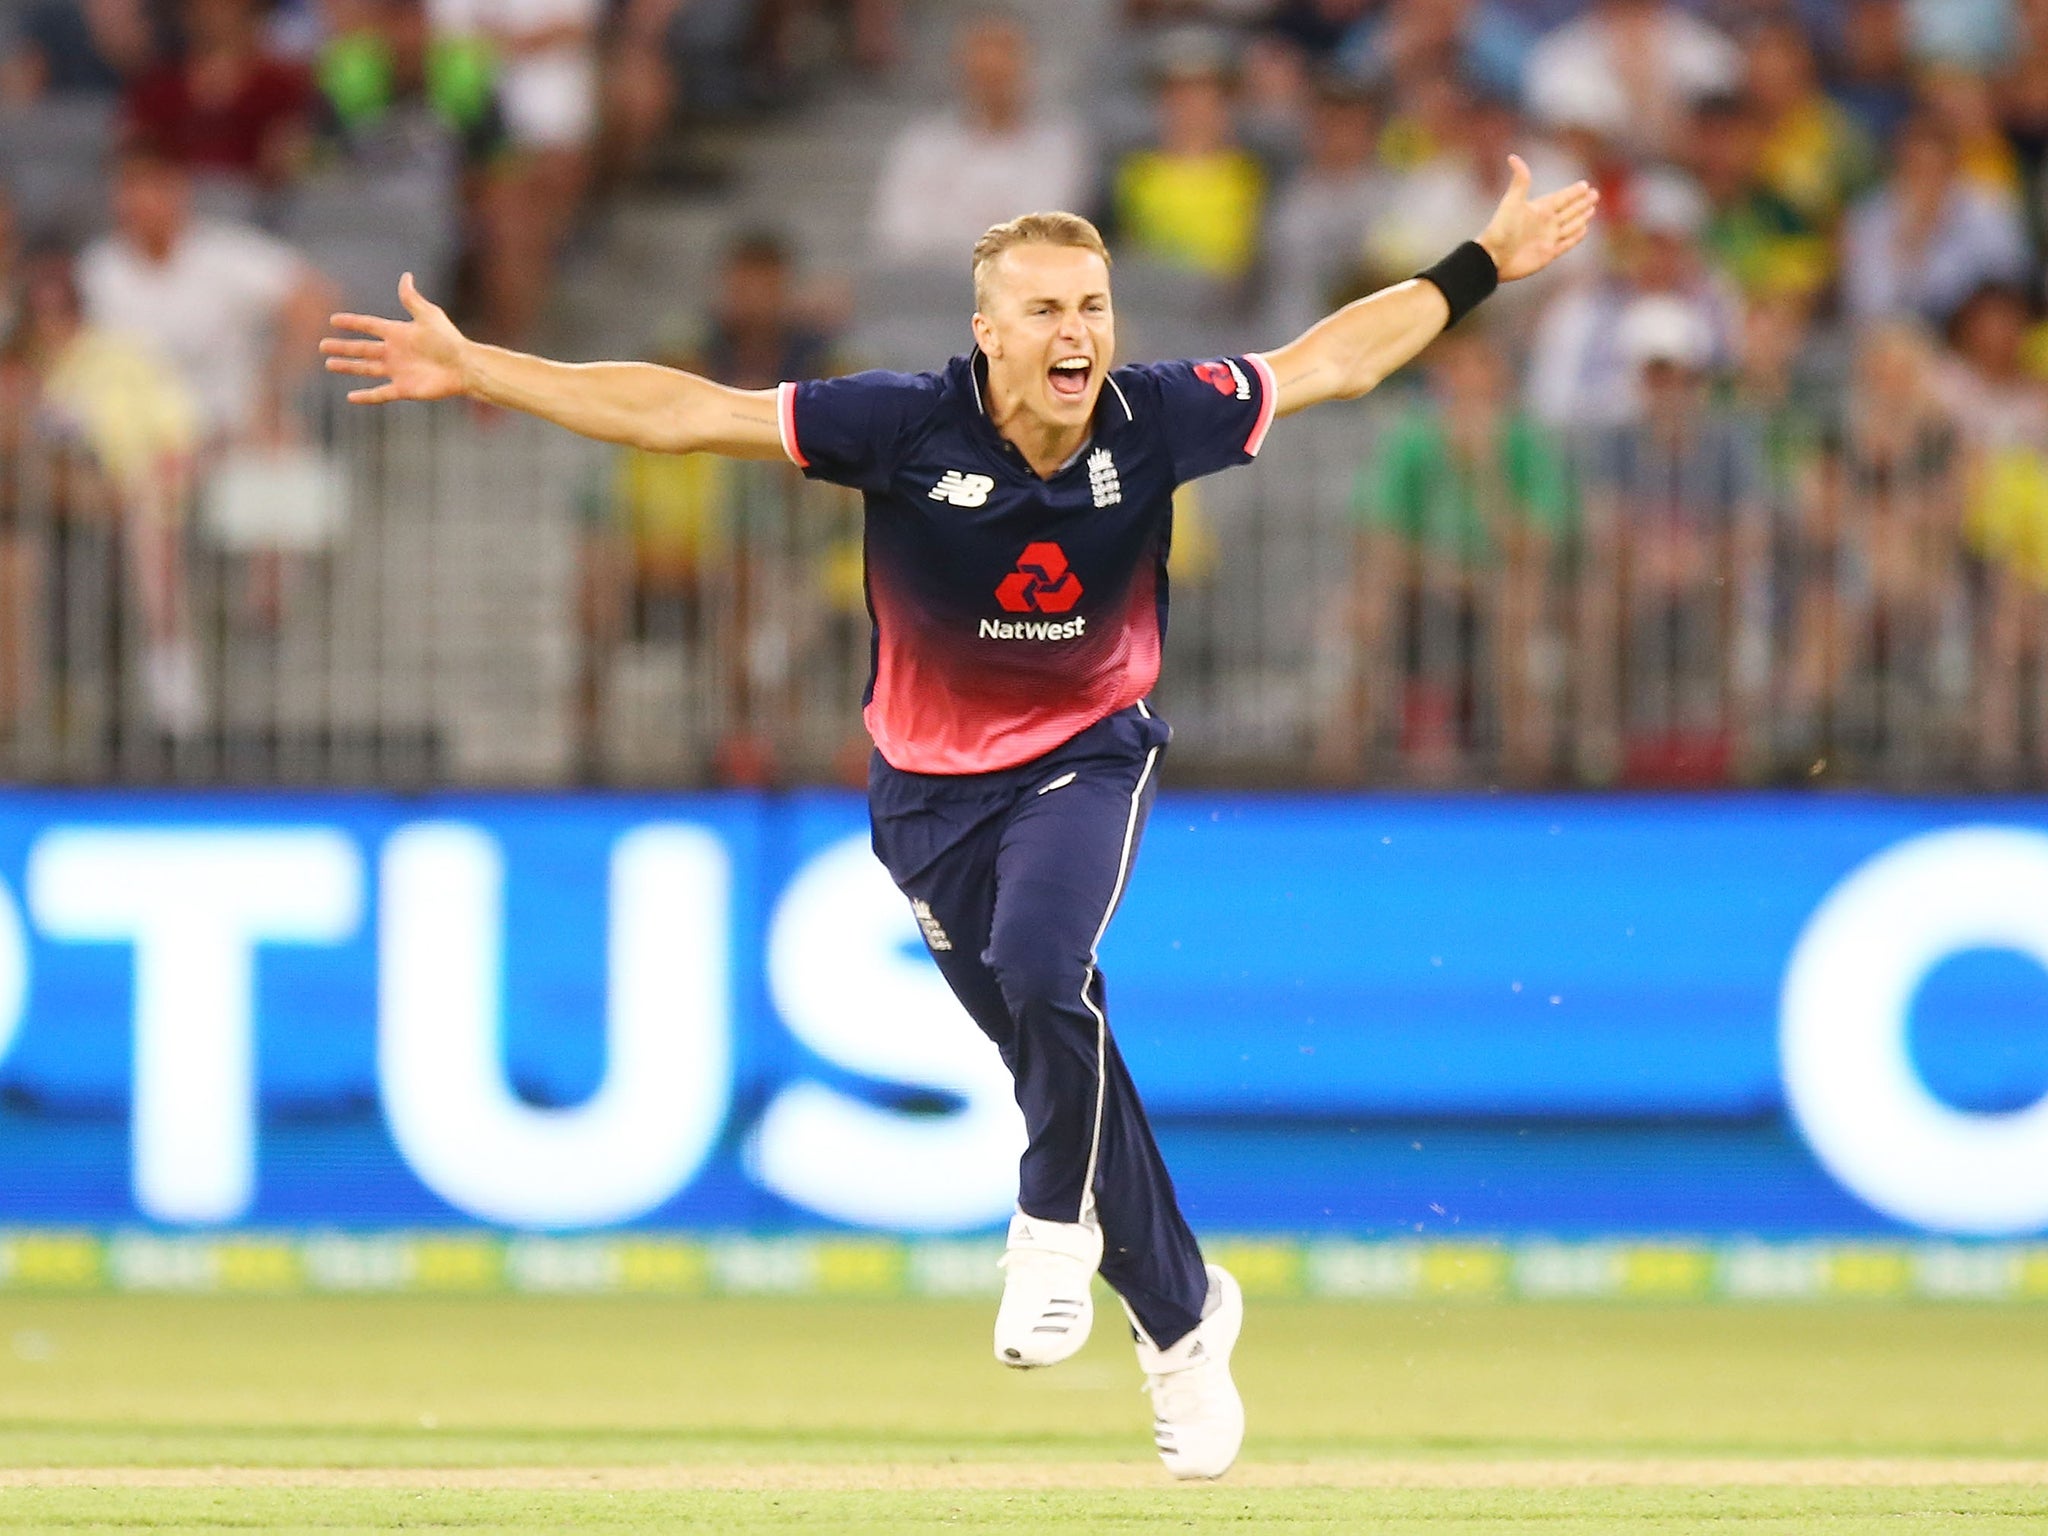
[
  {"x1": 1194, "y1": 359, "x2": 1251, "y2": 401},
  {"x1": 995, "y1": 542, "x2": 1083, "y2": 613}
]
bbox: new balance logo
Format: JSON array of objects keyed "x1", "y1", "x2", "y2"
[
  {"x1": 910, "y1": 899, "x2": 952, "y2": 951},
  {"x1": 1087, "y1": 448, "x2": 1121, "y2": 508},
  {"x1": 930, "y1": 470, "x2": 996, "y2": 507},
  {"x1": 995, "y1": 541, "x2": 1082, "y2": 613}
]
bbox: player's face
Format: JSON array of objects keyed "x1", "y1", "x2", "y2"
[{"x1": 973, "y1": 244, "x2": 1116, "y2": 431}]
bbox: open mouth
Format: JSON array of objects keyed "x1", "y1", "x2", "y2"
[{"x1": 1048, "y1": 356, "x2": 1091, "y2": 400}]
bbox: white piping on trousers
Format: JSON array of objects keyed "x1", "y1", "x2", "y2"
[{"x1": 1076, "y1": 737, "x2": 1159, "y2": 1226}]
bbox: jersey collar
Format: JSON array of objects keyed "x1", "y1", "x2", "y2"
[{"x1": 964, "y1": 349, "x2": 1135, "y2": 472}]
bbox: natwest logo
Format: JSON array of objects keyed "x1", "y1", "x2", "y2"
[{"x1": 994, "y1": 542, "x2": 1083, "y2": 614}]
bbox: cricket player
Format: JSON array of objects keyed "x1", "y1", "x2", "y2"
[{"x1": 321, "y1": 157, "x2": 1596, "y2": 1478}]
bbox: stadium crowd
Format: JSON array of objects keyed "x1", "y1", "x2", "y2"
[{"x1": 5, "y1": 0, "x2": 2048, "y2": 788}]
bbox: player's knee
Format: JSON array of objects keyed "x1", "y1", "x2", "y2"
[{"x1": 984, "y1": 934, "x2": 1090, "y2": 1020}]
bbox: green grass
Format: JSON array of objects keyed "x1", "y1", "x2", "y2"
[
  {"x1": 5, "y1": 1487, "x2": 2048, "y2": 1534},
  {"x1": 3, "y1": 1293, "x2": 2048, "y2": 1529}
]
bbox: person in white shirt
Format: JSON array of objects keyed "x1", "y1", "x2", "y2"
[
  {"x1": 1522, "y1": 0, "x2": 1742, "y2": 162},
  {"x1": 79, "y1": 147, "x2": 333, "y2": 442},
  {"x1": 867, "y1": 11, "x2": 1090, "y2": 268},
  {"x1": 77, "y1": 147, "x2": 333, "y2": 733}
]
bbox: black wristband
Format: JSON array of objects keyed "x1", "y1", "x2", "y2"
[{"x1": 1415, "y1": 241, "x2": 1499, "y2": 328}]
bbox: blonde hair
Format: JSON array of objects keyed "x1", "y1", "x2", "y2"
[{"x1": 971, "y1": 212, "x2": 1112, "y2": 312}]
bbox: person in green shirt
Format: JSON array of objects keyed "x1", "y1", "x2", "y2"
[{"x1": 1343, "y1": 325, "x2": 1575, "y2": 783}]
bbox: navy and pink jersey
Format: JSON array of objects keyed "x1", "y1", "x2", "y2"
[{"x1": 777, "y1": 350, "x2": 1277, "y2": 774}]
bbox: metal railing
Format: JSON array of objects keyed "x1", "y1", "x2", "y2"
[{"x1": 2, "y1": 390, "x2": 2044, "y2": 790}]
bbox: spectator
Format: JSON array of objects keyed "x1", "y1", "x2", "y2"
[
  {"x1": 1522, "y1": 0, "x2": 1742, "y2": 161},
  {"x1": 1933, "y1": 283, "x2": 2048, "y2": 777},
  {"x1": 692, "y1": 231, "x2": 842, "y2": 390},
  {"x1": 1831, "y1": 0, "x2": 1914, "y2": 148},
  {"x1": 0, "y1": 191, "x2": 18, "y2": 342},
  {"x1": 428, "y1": 0, "x2": 600, "y2": 340},
  {"x1": 1345, "y1": 325, "x2": 1575, "y2": 783},
  {"x1": 1731, "y1": 286, "x2": 1836, "y2": 492},
  {"x1": 309, "y1": 0, "x2": 500, "y2": 309},
  {"x1": 867, "y1": 12, "x2": 1090, "y2": 269},
  {"x1": 584, "y1": 232, "x2": 848, "y2": 784},
  {"x1": 1260, "y1": 71, "x2": 1383, "y2": 339},
  {"x1": 1112, "y1": 35, "x2": 1267, "y2": 280},
  {"x1": 1905, "y1": 0, "x2": 2016, "y2": 70},
  {"x1": 1686, "y1": 93, "x2": 1829, "y2": 299},
  {"x1": 78, "y1": 148, "x2": 333, "y2": 444},
  {"x1": 1777, "y1": 322, "x2": 1960, "y2": 770},
  {"x1": 1999, "y1": 0, "x2": 2048, "y2": 247},
  {"x1": 1337, "y1": 0, "x2": 1536, "y2": 104},
  {"x1": 1578, "y1": 293, "x2": 1771, "y2": 785},
  {"x1": 1366, "y1": 83, "x2": 1583, "y2": 323},
  {"x1": 1260, "y1": 0, "x2": 1374, "y2": 68},
  {"x1": 123, "y1": 0, "x2": 313, "y2": 189},
  {"x1": 596, "y1": 0, "x2": 678, "y2": 186},
  {"x1": 1842, "y1": 113, "x2": 2030, "y2": 323},
  {"x1": 1525, "y1": 170, "x2": 1740, "y2": 430},
  {"x1": 1, "y1": 0, "x2": 160, "y2": 104},
  {"x1": 7, "y1": 246, "x2": 203, "y2": 734},
  {"x1": 313, "y1": 0, "x2": 502, "y2": 177},
  {"x1": 1746, "y1": 18, "x2": 1876, "y2": 230},
  {"x1": 1919, "y1": 63, "x2": 2025, "y2": 197}
]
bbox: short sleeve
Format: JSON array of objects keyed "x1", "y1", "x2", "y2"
[
  {"x1": 1126, "y1": 354, "x2": 1279, "y2": 486},
  {"x1": 209, "y1": 226, "x2": 303, "y2": 312},
  {"x1": 780, "y1": 369, "x2": 941, "y2": 494}
]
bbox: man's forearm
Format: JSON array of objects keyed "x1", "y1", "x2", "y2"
[
  {"x1": 1267, "y1": 280, "x2": 1452, "y2": 416},
  {"x1": 458, "y1": 344, "x2": 783, "y2": 457}
]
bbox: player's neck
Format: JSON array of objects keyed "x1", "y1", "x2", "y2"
[{"x1": 986, "y1": 382, "x2": 1088, "y2": 480}]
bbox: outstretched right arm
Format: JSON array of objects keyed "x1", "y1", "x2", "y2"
[{"x1": 319, "y1": 273, "x2": 789, "y2": 460}]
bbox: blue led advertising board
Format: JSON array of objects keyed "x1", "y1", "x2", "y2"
[{"x1": 1, "y1": 792, "x2": 2046, "y2": 1238}]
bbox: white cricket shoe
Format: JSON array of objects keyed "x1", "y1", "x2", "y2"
[
  {"x1": 1136, "y1": 1264, "x2": 1244, "y2": 1480},
  {"x1": 992, "y1": 1210, "x2": 1102, "y2": 1368}
]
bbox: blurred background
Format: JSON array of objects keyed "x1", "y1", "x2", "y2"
[{"x1": 3, "y1": 0, "x2": 2048, "y2": 1307}]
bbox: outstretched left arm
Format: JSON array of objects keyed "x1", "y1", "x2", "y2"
[{"x1": 1260, "y1": 156, "x2": 1600, "y2": 420}]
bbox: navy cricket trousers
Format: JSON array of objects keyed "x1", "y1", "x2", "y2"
[{"x1": 868, "y1": 702, "x2": 1209, "y2": 1349}]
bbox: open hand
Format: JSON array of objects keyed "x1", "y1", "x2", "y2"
[
  {"x1": 319, "y1": 272, "x2": 468, "y2": 404},
  {"x1": 1476, "y1": 156, "x2": 1601, "y2": 283}
]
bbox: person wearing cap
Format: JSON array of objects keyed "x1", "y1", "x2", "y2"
[
  {"x1": 1523, "y1": 0, "x2": 1742, "y2": 161},
  {"x1": 1577, "y1": 289, "x2": 1769, "y2": 785},
  {"x1": 1526, "y1": 169, "x2": 1739, "y2": 430}
]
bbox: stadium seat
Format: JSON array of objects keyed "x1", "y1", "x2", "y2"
[{"x1": 0, "y1": 98, "x2": 115, "y2": 238}]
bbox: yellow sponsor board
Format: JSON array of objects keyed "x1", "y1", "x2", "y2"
[
  {"x1": 1420, "y1": 1243, "x2": 1509, "y2": 1298},
  {"x1": 814, "y1": 1240, "x2": 906, "y2": 1296},
  {"x1": 616, "y1": 1239, "x2": 711, "y2": 1293},
  {"x1": 215, "y1": 1239, "x2": 302, "y2": 1292},
  {"x1": 4, "y1": 1232, "x2": 103, "y2": 1289},
  {"x1": 410, "y1": 1237, "x2": 503, "y2": 1291},
  {"x1": 1621, "y1": 1245, "x2": 1713, "y2": 1299},
  {"x1": 1206, "y1": 1240, "x2": 1304, "y2": 1299},
  {"x1": 1826, "y1": 1246, "x2": 1912, "y2": 1299},
  {"x1": 2016, "y1": 1248, "x2": 2048, "y2": 1298}
]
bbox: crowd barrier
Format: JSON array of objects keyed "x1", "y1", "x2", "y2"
[{"x1": 4, "y1": 391, "x2": 2046, "y2": 789}]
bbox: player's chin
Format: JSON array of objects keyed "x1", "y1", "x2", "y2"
[{"x1": 1040, "y1": 382, "x2": 1099, "y2": 422}]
